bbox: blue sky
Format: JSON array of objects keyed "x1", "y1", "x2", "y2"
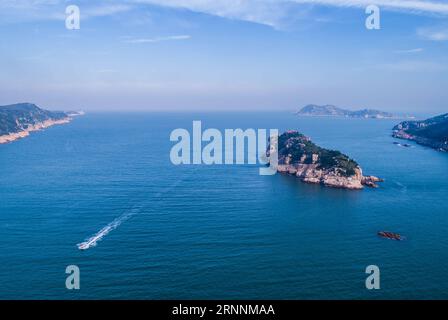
[{"x1": 0, "y1": 0, "x2": 447, "y2": 113}]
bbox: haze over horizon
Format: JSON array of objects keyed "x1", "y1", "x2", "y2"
[{"x1": 1, "y1": 0, "x2": 447, "y2": 113}]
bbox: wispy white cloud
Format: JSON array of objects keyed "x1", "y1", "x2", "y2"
[
  {"x1": 47, "y1": 4, "x2": 133, "y2": 21},
  {"x1": 394, "y1": 48, "x2": 424, "y2": 53},
  {"x1": 291, "y1": 0, "x2": 448, "y2": 15},
  {"x1": 380, "y1": 60, "x2": 447, "y2": 71},
  {"x1": 123, "y1": 35, "x2": 191, "y2": 43},
  {"x1": 2, "y1": 0, "x2": 448, "y2": 28},
  {"x1": 133, "y1": 0, "x2": 448, "y2": 28},
  {"x1": 83, "y1": 4, "x2": 133, "y2": 18},
  {"x1": 417, "y1": 25, "x2": 448, "y2": 40},
  {"x1": 0, "y1": 1, "x2": 132, "y2": 23},
  {"x1": 132, "y1": 0, "x2": 290, "y2": 27},
  {"x1": 97, "y1": 69, "x2": 119, "y2": 73}
]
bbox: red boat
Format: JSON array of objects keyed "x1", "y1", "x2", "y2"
[{"x1": 378, "y1": 231, "x2": 404, "y2": 241}]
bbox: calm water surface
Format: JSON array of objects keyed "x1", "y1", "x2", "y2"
[{"x1": 1, "y1": 112, "x2": 447, "y2": 299}]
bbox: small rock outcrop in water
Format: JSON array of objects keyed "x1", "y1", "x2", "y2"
[
  {"x1": 393, "y1": 113, "x2": 448, "y2": 152},
  {"x1": 378, "y1": 231, "x2": 404, "y2": 241},
  {"x1": 0, "y1": 103, "x2": 79, "y2": 144},
  {"x1": 272, "y1": 131, "x2": 383, "y2": 190}
]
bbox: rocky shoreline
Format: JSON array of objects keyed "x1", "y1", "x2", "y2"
[
  {"x1": 277, "y1": 164, "x2": 382, "y2": 190},
  {"x1": 273, "y1": 131, "x2": 383, "y2": 190},
  {"x1": 0, "y1": 103, "x2": 83, "y2": 145},
  {"x1": 0, "y1": 117, "x2": 72, "y2": 144},
  {"x1": 393, "y1": 129, "x2": 448, "y2": 152},
  {"x1": 392, "y1": 114, "x2": 448, "y2": 152}
]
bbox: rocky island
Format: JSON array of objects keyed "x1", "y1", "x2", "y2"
[
  {"x1": 297, "y1": 104, "x2": 411, "y2": 119},
  {"x1": 393, "y1": 113, "x2": 448, "y2": 152},
  {"x1": 0, "y1": 103, "x2": 81, "y2": 144},
  {"x1": 273, "y1": 131, "x2": 382, "y2": 190}
]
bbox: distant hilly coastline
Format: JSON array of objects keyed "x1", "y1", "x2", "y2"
[
  {"x1": 0, "y1": 103, "x2": 83, "y2": 144},
  {"x1": 393, "y1": 113, "x2": 448, "y2": 152},
  {"x1": 297, "y1": 104, "x2": 413, "y2": 119}
]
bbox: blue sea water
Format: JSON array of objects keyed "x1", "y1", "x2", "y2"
[{"x1": 1, "y1": 112, "x2": 448, "y2": 300}]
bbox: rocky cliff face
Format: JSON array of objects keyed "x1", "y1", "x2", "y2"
[
  {"x1": 393, "y1": 113, "x2": 448, "y2": 152},
  {"x1": 0, "y1": 103, "x2": 73, "y2": 144},
  {"x1": 272, "y1": 131, "x2": 382, "y2": 190}
]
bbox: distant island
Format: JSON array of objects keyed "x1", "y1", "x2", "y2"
[
  {"x1": 393, "y1": 113, "x2": 448, "y2": 152},
  {"x1": 297, "y1": 104, "x2": 412, "y2": 119},
  {"x1": 273, "y1": 131, "x2": 382, "y2": 190},
  {"x1": 0, "y1": 103, "x2": 83, "y2": 144}
]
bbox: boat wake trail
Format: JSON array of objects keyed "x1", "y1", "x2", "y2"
[
  {"x1": 393, "y1": 181, "x2": 407, "y2": 193},
  {"x1": 77, "y1": 208, "x2": 140, "y2": 250},
  {"x1": 77, "y1": 171, "x2": 194, "y2": 251}
]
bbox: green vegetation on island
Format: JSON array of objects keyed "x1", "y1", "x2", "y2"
[
  {"x1": 274, "y1": 130, "x2": 381, "y2": 190},
  {"x1": 278, "y1": 131, "x2": 359, "y2": 177},
  {"x1": 393, "y1": 113, "x2": 448, "y2": 152},
  {"x1": 0, "y1": 103, "x2": 67, "y2": 136},
  {"x1": 0, "y1": 103, "x2": 82, "y2": 144}
]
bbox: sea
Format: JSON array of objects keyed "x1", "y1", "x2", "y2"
[{"x1": 1, "y1": 112, "x2": 447, "y2": 299}]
